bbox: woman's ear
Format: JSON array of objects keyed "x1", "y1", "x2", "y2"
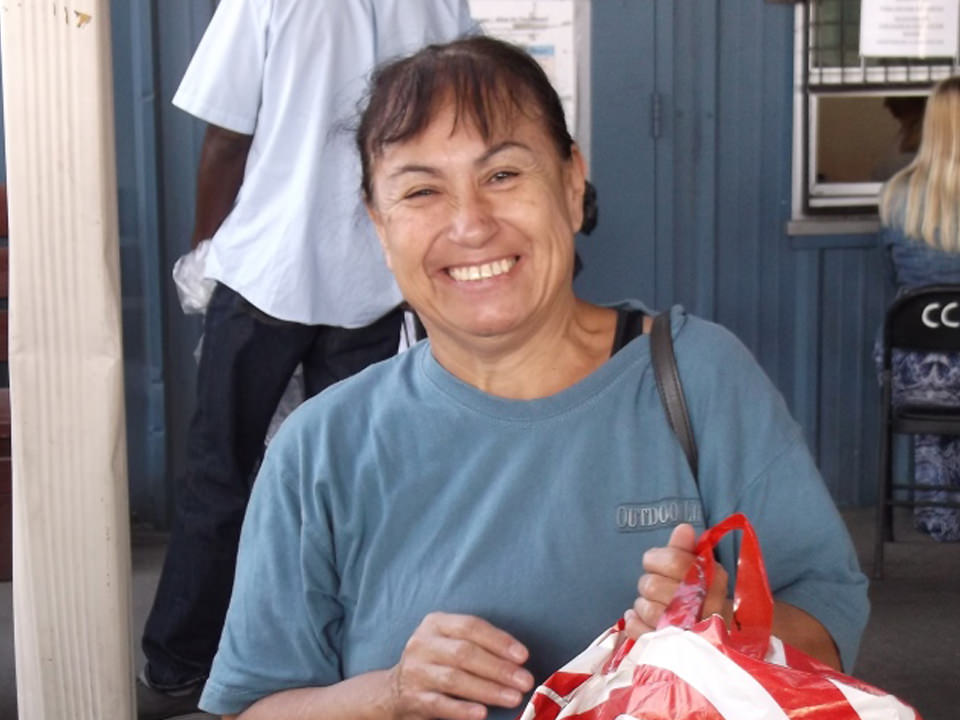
[
  {"x1": 566, "y1": 144, "x2": 588, "y2": 232},
  {"x1": 365, "y1": 200, "x2": 393, "y2": 270}
]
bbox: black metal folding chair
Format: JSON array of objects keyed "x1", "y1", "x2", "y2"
[{"x1": 874, "y1": 284, "x2": 960, "y2": 579}]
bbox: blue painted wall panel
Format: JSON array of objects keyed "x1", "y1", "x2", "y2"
[
  {"x1": 584, "y1": 0, "x2": 885, "y2": 506},
  {"x1": 667, "y1": 0, "x2": 718, "y2": 320},
  {"x1": 817, "y1": 245, "x2": 891, "y2": 505},
  {"x1": 151, "y1": 1, "x2": 217, "y2": 528},
  {"x1": 111, "y1": 0, "x2": 170, "y2": 528},
  {"x1": 576, "y1": 0, "x2": 656, "y2": 305},
  {"x1": 100, "y1": 0, "x2": 212, "y2": 529}
]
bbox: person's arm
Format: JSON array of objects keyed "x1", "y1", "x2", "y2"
[
  {"x1": 769, "y1": 602, "x2": 840, "y2": 670},
  {"x1": 222, "y1": 671, "x2": 393, "y2": 720},
  {"x1": 190, "y1": 124, "x2": 253, "y2": 248},
  {"x1": 624, "y1": 524, "x2": 842, "y2": 671},
  {"x1": 222, "y1": 613, "x2": 534, "y2": 720}
]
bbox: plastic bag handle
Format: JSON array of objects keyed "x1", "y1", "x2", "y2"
[{"x1": 657, "y1": 513, "x2": 773, "y2": 659}]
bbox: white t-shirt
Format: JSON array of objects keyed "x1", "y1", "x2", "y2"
[{"x1": 173, "y1": 0, "x2": 475, "y2": 326}]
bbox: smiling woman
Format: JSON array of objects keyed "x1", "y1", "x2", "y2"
[
  {"x1": 357, "y1": 37, "x2": 598, "y2": 394},
  {"x1": 197, "y1": 37, "x2": 869, "y2": 720},
  {"x1": 365, "y1": 100, "x2": 596, "y2": 393}
]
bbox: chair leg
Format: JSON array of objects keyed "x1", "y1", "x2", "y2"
[
  {"x1": 885, "y1": 485, "x2": 895, "y2": 542},
  {"x1": 874, "y1": 399, "x2": 893, "y2": 580},
  {"x1": 873, "y1": 479, "x2": 887, "y2": 581}
]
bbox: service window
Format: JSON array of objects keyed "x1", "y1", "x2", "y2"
[{"x1": 793, "y1": 0, "x2": 959, "y2": 217}]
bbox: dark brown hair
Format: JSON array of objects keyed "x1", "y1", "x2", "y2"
[{"x1": 356, "y1": 35, "x2": 574, "y2": 201}]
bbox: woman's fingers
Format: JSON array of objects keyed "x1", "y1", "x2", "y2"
[
  {"x1": 427, "y1": 613, "x2": 529, "y2": 666},
  {"x1": 415, "y1": 661, "x2": 526, "y2": 707},
  {"x1": 627, "y1": 524, "x2": 725, "y2": 636},
  {"x1": 623, "y1": 607, "x2": 651, "y2": 638},
  {"x1": 420, "y1": 613, "x2": 532, "y2": 689},
  {"x1": 392, "y1": 612, "x2": 533, "y2": 720},
  {"x1": 667, "y1": 523, "x2": 697, "y2": 552},
  {"x1": 635, "y1": 569, "x2": 682, "y2": 606},
  {"x1": 641, "y1": 524, "x2": 697, "y2": 578},
  {"x1": 413, "y1": 635, "x2": 533, "y2": 696}
]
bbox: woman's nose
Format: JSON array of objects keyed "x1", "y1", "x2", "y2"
[{"x1": 446, "y1": 190, "x2": 495, "y2": 247}]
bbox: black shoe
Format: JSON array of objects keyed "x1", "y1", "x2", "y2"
[{"x1": 136, "y1": 674, "x2": 209, "y2": 720}]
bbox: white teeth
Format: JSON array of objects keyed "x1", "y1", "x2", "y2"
[{"x1": 449, "y1": 257, "x2": 516, "y2": 282}]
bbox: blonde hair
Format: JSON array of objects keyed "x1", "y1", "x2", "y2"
[{"x1": 879, "y1": 76, "x2": 960, "y2": 251}]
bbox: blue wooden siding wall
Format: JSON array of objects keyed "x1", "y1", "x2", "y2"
[
  {"x1": 578, "y1": 0, "x2": 891, "y2": 507},
  {"x1": 91, "y1": 0, "x2": 890, "y2": 527},
  {"x1": 98, "y1": 0, "x2": 214, "y2": 528},
  {"x1": 111, "y1": 1, "x2": 171, "y2": 529},
  {"x1": 148, "y1": 1, "x2": 219, "y2": 529}
]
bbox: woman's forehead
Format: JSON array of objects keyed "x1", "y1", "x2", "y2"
[{"x1": 379, "y1": 101, "x2": 548, "y2": 160}]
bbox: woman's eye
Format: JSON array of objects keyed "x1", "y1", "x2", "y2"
[
  {"x1": 404, "y1": 188, "x2": 436, "y2": 200},
  {"x1": 489, "y1": 170, "x2": 518, "y2": 183}
]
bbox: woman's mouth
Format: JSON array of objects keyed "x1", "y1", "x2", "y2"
[{"x1": 447, "y1": 256, "x2": 518, "y2": 282}]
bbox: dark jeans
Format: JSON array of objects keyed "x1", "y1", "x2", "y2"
[{"x1": 142, "y1": 283, "x2": 402, "y2": 690}]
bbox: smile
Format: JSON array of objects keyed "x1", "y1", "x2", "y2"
[{"x1": 447, "y1": 257, "x2": 517, "y2": 282}]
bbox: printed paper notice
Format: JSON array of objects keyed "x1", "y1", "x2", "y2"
[
  {"x1": 469, "y1": 1, "x2": 579, "y2": 134},
  {"x1": 860, "y1": 0, "x2": 960, "y2": 58}
]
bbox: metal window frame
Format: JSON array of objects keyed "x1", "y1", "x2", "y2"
[{"x1": 794, "y1": 0, "x2": 960, "y2": 217}]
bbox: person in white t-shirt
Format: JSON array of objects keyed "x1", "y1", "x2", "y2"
[{"x1": 136, "y1": 2, "x2": 476, "y2": 718}]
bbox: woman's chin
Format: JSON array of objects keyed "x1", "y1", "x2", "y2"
[{"x1": 441, "y1": 314, "x2": 527, "y2": 342}]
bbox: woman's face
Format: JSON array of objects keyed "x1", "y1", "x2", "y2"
[{"x1": 366, "y1": 100, "x2": 586, "y2": 350}]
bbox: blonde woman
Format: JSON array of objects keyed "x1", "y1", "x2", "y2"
[{"x1": 877, "y1": 75, "x2": 960, "y2": 542}]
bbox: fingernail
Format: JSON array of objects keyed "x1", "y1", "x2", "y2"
[
  {"x1": 501, "y1": 689, "x2": 522, "y2": 705},
  {"x1": 509, "y1": 643, "x2": 527, "y2": 662},
  {"x1": 514, "y1": 669, "x2": 533, "y2": 688}
]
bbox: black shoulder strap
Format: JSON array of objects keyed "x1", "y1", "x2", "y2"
[{"x1": 650, "y1": 312, "x2": 699, "y2": 482}]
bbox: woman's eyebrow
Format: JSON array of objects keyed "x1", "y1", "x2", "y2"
[
  {"x1": 477, "y1": 141, "x2": 532, "y2": 165},
  {"x1": 386, "y1": 141, "x2": 532, "y2": 180},
  {"x1": 387, "y1": 164, "x2": 440, "y2": 180}
]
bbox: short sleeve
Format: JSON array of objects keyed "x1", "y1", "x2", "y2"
[
  {"x1": 172, "y1": 0, "x2": 268, "y2": 133},
  {"x1": 199, "y1": 439, "x2": 345, "y2": 716},
  {"x1": 734, "y1": 442, "x2": 870, "y2": 674},
  {"x1": 677, "y1": 315, "x2": 870, "y2": 673}
]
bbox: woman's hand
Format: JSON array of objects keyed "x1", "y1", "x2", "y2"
[
  {"x1": 623, "y1": 524, "x2": 729, "y2": 638},
  {"x1": 388, "y1": 612, "x2": 535, "y2": 720}
]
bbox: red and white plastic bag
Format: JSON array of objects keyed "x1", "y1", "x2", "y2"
[{"x1": 519, "y1": 513, "x2": 919, "y2": 720}]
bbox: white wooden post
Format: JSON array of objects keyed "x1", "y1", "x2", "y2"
[{"x1": 0, "y1": 1, "x2": 134, "y2": 718}]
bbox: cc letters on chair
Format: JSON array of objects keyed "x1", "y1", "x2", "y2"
[
  {"x1": 874, "y1": 284, "x2": 960, "y2": 579},
  {"x1": 920, "y1": 300, "x2": 960, "y2": 329}
]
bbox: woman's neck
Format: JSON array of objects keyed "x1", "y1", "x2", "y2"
[{"x1": 428, "y1": 301, "x2": 619, "y2": 400}]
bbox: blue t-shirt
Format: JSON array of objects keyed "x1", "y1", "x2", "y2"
[{"x1": 199, "y1": 306, "x2": 869, "y2": 716}]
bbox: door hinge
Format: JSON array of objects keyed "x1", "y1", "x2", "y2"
[{"x1": 650, "y1": 91, "x2": 662, "y2": 139}]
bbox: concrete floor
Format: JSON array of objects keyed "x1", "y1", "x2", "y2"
[
  {"x1": 0, "y1": 507, "x2": 958, "y2": 719},
  {"x1": 843, "y1": 507, "x2": 960, "y2": 720}
]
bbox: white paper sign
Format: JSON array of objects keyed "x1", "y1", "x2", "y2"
[
  {"x1": 860, "y1": 0, "x2": 960, "y2": 58},
  {"x1": 469, "y1": 0, "x2": 579, "y2": 134}
]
